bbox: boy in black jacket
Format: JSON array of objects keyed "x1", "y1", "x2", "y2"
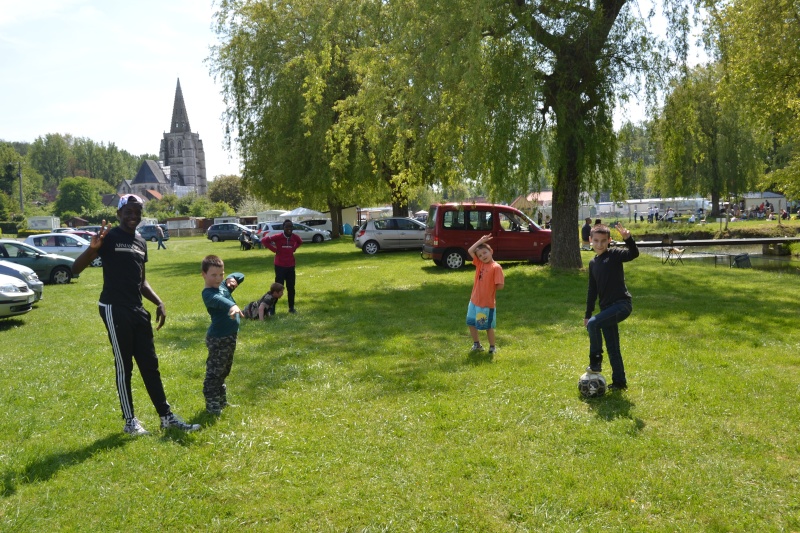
[{"x1": 584, "y1": 223, "x2": 639, "y2": 390}]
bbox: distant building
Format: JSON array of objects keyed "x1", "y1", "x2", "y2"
[{"x1": 118, "y1": 78, "x2": 208, "y2": 198}]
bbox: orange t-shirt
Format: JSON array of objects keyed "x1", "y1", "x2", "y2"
[{"x1": 470, "y1": 258, "x2": 504, "y2": 308}]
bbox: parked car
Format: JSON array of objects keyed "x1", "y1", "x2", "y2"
[
  {"x1": 78, "y1": 225, "x2": 105, "y2": 234},
  {"x1": 259, "y1": 222, "x2": 331, "y2": 243},
  {"x1": 0, "y1": 273, "x2": 36, "y2": 318},
  {"x1": 354, "y1": 217, "x2": 426, "y2": 255},
  {"x1": 206, "y1": 223, "x2": 252, "y2": 242},
  {"x1": 0, "y1": 239, "x2": 79, "y2": 284},
  {"x1": 138, "y1": 224, "x2": 169, "y2": 242},
  {"x1": 0, "y1": 260, "x2": 44, "y2": 302},
  {"x1": 421, "y1": 203, "x2": 551, "y2": 269},
  {"x1": 303, "y1": 219, "x2": 333, "y2": 232},
  {"x1": 24, "y1": 233, "x2": 102, "y2": 267},
  {"x1": 65, "y1": 230, "x2": 97, "y2": 242}
]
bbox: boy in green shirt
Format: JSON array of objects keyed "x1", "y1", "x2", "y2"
[{"x1": 201, "y1": 255, "x2": 244, "y2": 415}]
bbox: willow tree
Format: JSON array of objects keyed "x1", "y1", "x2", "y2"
[
  {"x1": 383, "y1": 0, "x2": 692, "y2": 268},
  {"x1": 210, "y1": 0, "x2": 419, "y2": 231},
  {"x1": 653, "y1": 64, "x2": 764, "y2": 215},
  {"x1": 710, "y1": 0, "x2": 800, "y2": 198},
  {"x1": 212, "y1": 0, "x2": 693, "y2": 267}
]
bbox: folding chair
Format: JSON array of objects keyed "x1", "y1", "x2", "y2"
[{"x1": 661, "y1": 247, "x2": 684, "y2": 265}]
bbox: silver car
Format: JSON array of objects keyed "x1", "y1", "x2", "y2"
[
  {"x1": 354, "y1": 217, "x2": 426, "y2": 255},
  {"x1": 260, "y1": 222, "x2": 331, "y2": 243},
  {"x1": 0, "y1": 273, "x2": 36, "y2": 318},
  {"x1": 0, "y1": 260, "x2": 44, "y2": 302}
]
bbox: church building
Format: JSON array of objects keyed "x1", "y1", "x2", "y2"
[{"x1": 118, "y1": 79, "x2": 208, "y2": 199}]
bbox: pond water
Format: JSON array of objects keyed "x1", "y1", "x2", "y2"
[{"x1": 639, "y1": 245, "x2": 800, "y2": 274}]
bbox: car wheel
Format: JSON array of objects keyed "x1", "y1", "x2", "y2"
[
  {"x1": 540, "y1": 246, "x2": 551, "y2": 264},
  {"x1": 211, "y1": 235, "x2": 220, "y2": 242},
  {"x1": 150, "y1": 237, "x2": 157, "y2": 242},
  {"x1": 51, "y1": 266, "x2": 73, "y2": 284},
  {"x1": 363, "y1": 240, "x2": 380, "y2": 255},
  {"x1": 443, "y1": 249, "x2": 466, "y2": 269},
  {"x1": 90, "y1": 257, "x2": 103, "y2": 267},
  {"x1": 312, "y1": 234, "x2": 323, "y2": 243}
]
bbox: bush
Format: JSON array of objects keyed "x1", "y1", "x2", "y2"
[{"x1": 0, "y1": 221, "x2": 18, "y2": 235}]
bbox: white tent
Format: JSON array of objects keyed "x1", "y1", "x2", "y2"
[{"x1": 283, "y1": 207, "x2": 326, "y2": 218}]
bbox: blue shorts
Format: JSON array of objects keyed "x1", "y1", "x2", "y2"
[{"x1": 466, "y1": 302, "x2": 496, "y2": 331}]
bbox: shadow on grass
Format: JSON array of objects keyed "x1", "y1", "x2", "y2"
[
  {"x1": 584, "y1": 392, "x2": 645, "y2": 430},
  {"x1": 1, "y1": 433, "x2": 129, "y2": 497},
  {"x1": 465, "y1": 350, "x2": 495, "y2": 365},
  {"x1": 0, "y1": 317, "x2": 27, "y2": 331}
]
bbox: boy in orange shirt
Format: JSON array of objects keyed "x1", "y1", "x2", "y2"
[{"x1": 466, "y1": 234, "x2": 505, "y2": 355}]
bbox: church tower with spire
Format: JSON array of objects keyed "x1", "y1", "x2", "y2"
[{"x1": 158, "y1": 78, "x2": 208, "y2": 196}]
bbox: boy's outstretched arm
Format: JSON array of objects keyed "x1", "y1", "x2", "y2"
[{"x1": 468, "y1": 234, "x2": 493, "y2": 258}]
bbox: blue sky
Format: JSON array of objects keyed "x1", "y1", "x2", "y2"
[{"x1": 0, "y1": 0, "x2": 240, "y2": 179}]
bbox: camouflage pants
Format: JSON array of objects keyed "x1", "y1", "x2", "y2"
[{"x1": 204, "y1": 334, "x2": 237, "y2": 413}]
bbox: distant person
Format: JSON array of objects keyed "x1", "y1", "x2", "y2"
[
  {"x1": 201, "y1": 258, "x2": 244, "y2": 416},
  {"x1": 584, "y1": 222, "x2": 639, "y2": 391},
  {"x1": 537, "y1": 211, "x2": 543, "y2": 226},
  {"x1": 688, "y1": 214, "x2": 696, "y2": 223},
  {"x1": 594, "y1": 218, "x2": 601, "y2": 226},
  {"x1": 261, "y1": 219, "x2": 302, "y2": 313},
  {"x1": 581, "y1": 217, "x2": 592, "y2": 250},
  {"x1": 72, "y1": 194, "x2": 200, "y2": 436},
  {"x1": 242, "y1": 282, "x2": 285, "y2": 321},
  {"x1": 466, "y1": 234, "x2": 505, "y2": 356},
  {"x1": 156, "y1": 224, "x2": 166, "y2": 250}
]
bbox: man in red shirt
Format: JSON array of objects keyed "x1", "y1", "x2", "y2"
[{"x1": 261, "y1": 219, "x2": 303, "y2": 313}]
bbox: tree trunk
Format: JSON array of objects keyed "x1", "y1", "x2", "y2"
[
  {"x1": 549, "y1": 106, "x2": 584, "y2": 270},
  {"x1": 327, "y1": 199, "x2": 342, "y2": 238}
]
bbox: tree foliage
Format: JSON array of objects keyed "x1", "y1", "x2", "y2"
[
  {"x1": 710, "y1": 0, "x2": 800, "y2": 197},
  {"x1": 53, "y1": 177, "x2": 104, "y2": 217},
  {"x1": 208, "y1": 174, "x2": 246, "y2": 210},
  {"x1": 653, "y1": 64, "x2": 764, "y2": 214}
]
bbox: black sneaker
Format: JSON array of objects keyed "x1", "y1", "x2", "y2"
[
  {"x1": 585, "y1": 365, "x2": 602, "y2": 374},
  {"x1": 607, "y1": 382, "x2": 628, "y2": 391},
  {"x1": 160, "y1": 413, "x2": 201, "y2": 432}
]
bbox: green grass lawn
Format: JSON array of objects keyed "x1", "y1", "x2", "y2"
[{"x1": 1, "y1": 236, "x2": 799, "y2": 531}]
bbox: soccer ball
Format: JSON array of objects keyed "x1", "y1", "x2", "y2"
[{"x1": 578, "y1": 372, "x2": 607, "y2": 398}]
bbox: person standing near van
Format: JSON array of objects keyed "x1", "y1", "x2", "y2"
[
  {"x1": 581, "y1": 217, "x2": 592, "y2": 250},
  {"x1": 156, "y1": 224, "x2": 166, "y2": 250},
  {"x1": 466, "y1": 234, "x2": 505, "y2": 355},
  {"x1": 261, "y1": 219, "x2": 302, "y2": 313}
]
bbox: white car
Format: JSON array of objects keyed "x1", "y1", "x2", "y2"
[
  {"x1": 24, "y1": 233, "x2": 102, "y2": 267},
  {"x1": 0, "y1": 273, "x2": 36, "y2": 318},
  {"x1": 259, "y1": 222, "x2": 332, "y2": 243}
]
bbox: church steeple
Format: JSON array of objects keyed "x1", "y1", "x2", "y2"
[{"x1": 170, "y1": 78, "x2": 191, "y2": 133}]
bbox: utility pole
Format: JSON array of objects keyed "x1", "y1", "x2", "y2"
[{"x1": 18, "y1": 162, "x2": 23, "y2": 213}]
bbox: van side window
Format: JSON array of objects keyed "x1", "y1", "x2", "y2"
[
  {"x1": 473, "y1": 211, "x2": 492, "y2": 231},
  {"x1": 499, "y1": 212, "x2": 528, "y2": 232},
  {"x1": 443, "y1": 210, "x2": 465, "y2": 230}
]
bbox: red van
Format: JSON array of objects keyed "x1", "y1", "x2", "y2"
[{"x1": 421, "y1": 203, "x2": 551, "y2": 269}]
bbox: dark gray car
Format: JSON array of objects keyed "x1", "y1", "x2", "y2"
[
  {"x1": 138, "y1": 224, "x2": 169, "y2": 242},
  {"x1": 206, "y1": 223, "x2": 252, "y2": 242}
]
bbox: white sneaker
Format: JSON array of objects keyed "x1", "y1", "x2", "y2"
[
  {"x1": 123, "y1": 417, "x2": 150, "y2": 436},
  {"x1": 160, "y1": 413, "x2": 200, "y2": 432}
]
